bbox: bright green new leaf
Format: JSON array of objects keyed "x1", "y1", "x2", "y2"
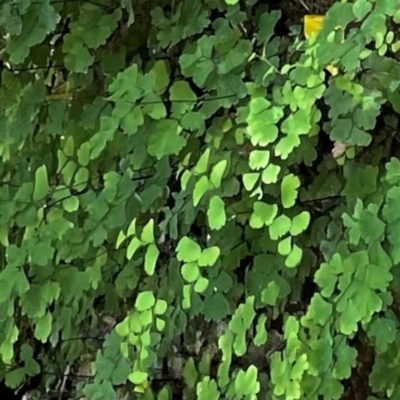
[
  {"x1": 193, "y1": 176, "x2": 210, "y2": 206},
  {"x1": 269, "y1": 214, "x2": 291, "y2": 240},
  {"x1": 262, "y1": 164, "x2": 281, "y2": 184},
  {"x1": 182, "y1": 284, "x2": 192, "y2": 310},
  {"x1": 278, "y1": 237, "x2": 292, "y2": 256},
  {"x1": 141, "y1": 218, "x2": 155, "y2": 244},
  {"x1": 181, "y1": 170, "x2": 192, "y2": 191},
  {"x1": 243, "y1": 173, "x2": 260, "y2": 191},
  {"x1": 128, "y1": 371, "x2": 148, "y2": 385},
  {"x1": 194, "y1": 277, "x2": 209, "y2": 293},
  {"x1": 261, "y1": 281, "x2": 280, "y2": 306},
  {"x1": 210, "y1": 160, "x2": 227, "y2": 188},
  {"x1": 127, "y1": 237, "x2": 141, "y2": 260},
  {"x1": 138, "y1": 309, "x2": 153, "y2": 333},
  {"x1": 156, "y1": 317, "x2": 166, "y2": 331},
  {"x1": 249, "y1": 97, "x2": 271, "y2": 114},
  {"x1": 290, "y1": 211, "x2": 310, "y2": 236},
  {"x1": 207, "y1": 195, "x2": 226, "y2": 230},
  {"x1": 127, "y1": 218, "x2": 136, "y2": 237},
  {"x1": 194, "y1": 148, "x2": 210, "y2": 174},
  {"x1": 154, "y1": 299, "x2": 168, "y2": 315},
  {"x1": 249, "y1": 150, "x2": 270, "y2": 170},
  {"x1": 135, "y1": 291, "x2": 156, "y2": 311},
  {"x1": 33, "y1": 165, "x2": 49, "y2": 201},
  {"x1": 285, "y1": 244, "x2": 303, "y2": 268},
  {"x1": 181, "y1": 262, "x2": 201, "y2": 282},
  {"x1": 177, "y1": 237, "x2": 201, "y2": 262},
  {"x1": 198, "y1": 247, "x2": 220, "y2": 267},
  {"x1": 274, "y1": 134, "x2": 301, "y2": 159},
  {"x1": 144, "y1": 244, "x2": 159, "y2": 275},
  {"x1": 115, "y1": 319, "x2": 129, "y2": 337},
  {"x1": 254, "y1": 315, "x2": 268, "y2": 346},
  {"x1": 281, "y1": 174, "x2": 300, "y2": 208},
  {"x1": 307, "y1": 293, "x2": 333, "y2": 326}
]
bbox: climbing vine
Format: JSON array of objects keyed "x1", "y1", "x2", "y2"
[{"x1": 0, "y1": 0, "x2": 400, "y2": 399}]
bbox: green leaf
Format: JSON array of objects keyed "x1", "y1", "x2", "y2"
[
  {"x1": 285, "y1": 244, "x2": 303, "y2": 268},
  {"x1": 385, "y1": 157, "x2": 400, "y2": 184},
  {"x1": 183, "y1": 358, "x2": 198, "y2": 389},
  {"x1": 77, "y1": 142, "x2": 90, "y2": 166},
  {"x1": 116, "y1": 231, "x2": 126, "y2": 249},
  {"x1": 198, "y1": 247, "x2": 220, "y2": 267},
  {"x1": 141, "y1": 219, "x2": 155, "y2": 244},
  {"x1": 34, "y1": 312, "x2": 52, "y2": 343},
  {"x1": 90, "y1": 116, "x2": 119, "y2": 159},
  {"x1": 181, "y1": 262, "x2": 201, "y2": 282},
  {"x1": 115, "y1": 319, "x2": 129, "y2": 337},
  {"x1": 31, "y1": 242, "x2": 54, "y2": 266},
  {"x1": 262, "y1": 164, "x2": 281, "y2": 184},
  {"x1": 278, "y1": 237, "x2": 291, "y2": 256},
  {"x1": 210, "y1": 160, "x2": 227, "y2": 188},
  {"x1": 135, "y1": 291, "x2": 156, "y2": 311},
  {"x1": 261, "y1": 281, "x2": 280, "y2": 306},
  {"x1": 249, "y1": 150, "x2": 270, "y2": 170},
  {"x1": 127, "y1": 237, "x2": 141, "y2": 260},
  {"x1": 153, "y1": 60, "x2": 170, "y2": 93},
  {"x1": 33, "y1": 165, "x2": 49, "y2": 201},
  {"x1": 194, "y1": 277, "x2": 209, "y2": 293},
  {"x1": 290, "y1": 211, "x2": 310, "y2": 236},
  {"x1": 353, "y1": 0, "x2": 372, "y2": 19},
  {"x1": 307, "y1": 294, "x2": 333, "y2": 326},
  {"x1": 154, "y1": 299, "x2": 168, "y2": 315},
  {"x1": 148, "y1": 119, "x2": 186, "y2": 159},
  {"x1": 156, "y1": 317, "x2": 166, "y2": 331},
  {"x1": 207, "y1": 196, "x2": 226, "y2": 230},
  {"x1": 254, "y1": 315, "x2": 268, "y2": 346},
  {"x1": 177, "y1": 237, "x2": 201, "y2": 262},
  {"x1": 128, "y1": 371, "x2": 148, "y2": 385},
  {"x1": 243, "y1": 173, "x2": 260, "y2": 191},
  {"x1": 250, "y1": 202, "x2": 278, "y2": 229},
  {"x1": 195, "y1": 148, "x2": 210, "y2": 174},
  {"x1": 5, "y1": 368, "x2": 26, "y2": 389},
  {"x1": 170, "y1": 80, "x2": 197, "y2": 102},
  {"x1": 202, "y1": 292, "x2": 230, "y2": 321},
  {"x1": 193, "y1": 176, "x2": 210, "y2": 206},
  {"x1": 144, "y1": 244, "x2": 159, "y2": 275},
  {"x1": 127, "y1": 218, "x2": 136, "y2": 237},
  {"x1": 63, "y1": 196, "x2": 79, "y2": 212},
  {"x1": 281, "y1": 174, "x2": 300, "y2": 208}
]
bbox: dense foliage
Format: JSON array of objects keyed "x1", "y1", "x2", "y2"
[{"x1": 1, "y1": 0, "x2": 400, "y2": 398}]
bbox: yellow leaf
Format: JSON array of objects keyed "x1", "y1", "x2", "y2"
[
  {"x1": 326, "y1": 65, "x2": 339, "y2": 76},
  {"x1": 48, "y1": 81, "x2": 73, "y2": 101},
  {"x1": 304, "y1": 15, "x2": 340, "y2": 77},
  {"x1": 303, "y1": 15, "x2": 325, "y2": 39}
]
